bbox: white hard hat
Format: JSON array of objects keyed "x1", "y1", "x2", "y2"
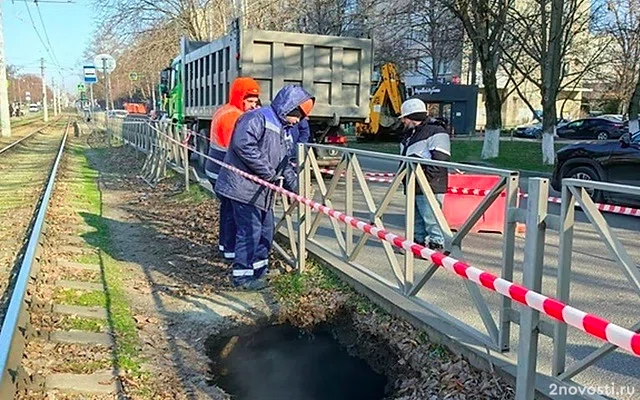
[{"x1": 399, "y1": 98, "x2": 427, "y2": 118}]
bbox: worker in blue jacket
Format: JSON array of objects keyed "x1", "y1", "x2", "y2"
[{"x1": 215, "y1": 85, "x2": 315, "y2": 289}]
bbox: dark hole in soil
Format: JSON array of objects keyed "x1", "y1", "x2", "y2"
[{"x1": 206, "y1": 323, "x2": 387, "y2": 400}]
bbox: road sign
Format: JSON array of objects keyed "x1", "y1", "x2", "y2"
[
  {"x1": 77, "y1": 83, "x2": 86, "y2": 93},
  {"x1": 128, "y1": 72, "x2": 138, "y2": 81},
  {"x1": 83, "y1": 65, "x2": 98, "y2": 83},
  {"x1": 94, "y1": 54, "x2": 116, "y2": 74}
]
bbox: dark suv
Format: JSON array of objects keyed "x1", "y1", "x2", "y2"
[
  {"x1": 556, "y1": 118, "x2": 627, "y2": 140},
  {"x1": 551, "y1": 131, "x2": 640, "y2": 203}
]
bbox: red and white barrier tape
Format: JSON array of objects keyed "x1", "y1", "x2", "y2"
[
  {"x1": 165, "y1": 127, "x2": 640, "y2": 218},
  {"x1": 317, "y1": 167, "x2": 640, "y2": 218},
  {"x1": 150, "y1": 124, "x2": 640, "y2": 358}
]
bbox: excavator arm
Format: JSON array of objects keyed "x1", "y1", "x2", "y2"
[
  {"x1": 357, "y1": 63, "x2": 405, "y2": 138},
  {"x1": 369, "y1": 63, "x2": 404, "y2": 133}
]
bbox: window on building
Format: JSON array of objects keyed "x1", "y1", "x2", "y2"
[{"x1": 438, "y1": 59, "x2": 451, "y2": 75}]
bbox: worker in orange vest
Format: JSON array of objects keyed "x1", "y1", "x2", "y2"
[{"x1": 205, "y1": 77, "x2": 261, "y2": 260}]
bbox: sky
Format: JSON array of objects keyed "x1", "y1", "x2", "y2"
[{"x1": 2, "y1": 0, "x2": 95, "y2": 93}]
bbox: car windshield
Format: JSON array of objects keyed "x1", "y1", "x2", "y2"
[{"x1": 569, "y1": 120, "x2": 584, "y2": 128}]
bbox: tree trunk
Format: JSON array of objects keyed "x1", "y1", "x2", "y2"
[
  {"x1": 470, "y1": 46, "x2": 477, "y2": 85},
  {"x1": 541, "y1": 89, "x2": 558, "y2": 164},
  {"x1": 629, "y1": 68, "x2": 640, "y2": 133},
  {"x1": 541, "y1": 0, "x2": 564, "y2": 165},
  {"x1": 481, "y1": 62, "x2": 501, "y2": 159}
]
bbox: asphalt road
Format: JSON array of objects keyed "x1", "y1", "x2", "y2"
[{"x1": 280, "y1": 154, "x2": 640, "y2": 398}]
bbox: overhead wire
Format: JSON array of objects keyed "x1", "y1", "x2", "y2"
[
  {"x1": 34, "y1": 0, "x2": 64, "y2": 74},
  {"x1": 22, "y1": 0, "x2": 65, "y2": 80}
]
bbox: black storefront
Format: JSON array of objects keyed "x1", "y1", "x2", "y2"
[{"x1": 408, "y1": 84, "x2": 478, "y2": 135}]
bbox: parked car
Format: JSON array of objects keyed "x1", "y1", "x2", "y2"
[
  {"x1": 514, "y1": 119, "x2": 570, "y2": 139},
  {"x1": 29, "y1": 104, "x2": 39, "y2": 113},
  {"x1": 551, "y1": 131, "x2": 640, "y2": 204},
  {"x1": 597, "y1": 114, "x2": 625, "y2": 123},
  {"x1": 106, "y1": 110, "x2": 129, "y2": 119},
  {"x1": 556, "y1": 118, "x2": 627, "y2": 140}
]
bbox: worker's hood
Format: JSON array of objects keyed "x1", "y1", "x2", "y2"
[
  {"x1": 270, "y1": 85, "x2": 315, "y2": 123},
  {"x1": 228, "y1": 77, "x2": 261, "y2": 110}
]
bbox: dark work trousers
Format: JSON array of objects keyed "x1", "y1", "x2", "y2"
[
  {"x1": 209, "y1": 178, "x2": 236, "y2": 260},
  {"x1": 230, "y1": 199, "x2": 274, "y2": 286},
  {"x1": 218, "y1": 196, "x2": 236, "y2": 259}
]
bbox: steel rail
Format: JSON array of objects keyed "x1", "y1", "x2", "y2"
[
  {"x1": 0, "y1": 117, "x2": 71, "y2": 398},
  {"x1": 0, "y1": 117, "x2": 61, "y2": 155}
]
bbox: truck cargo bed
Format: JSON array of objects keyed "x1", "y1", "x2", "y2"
[{"x1": 182, "y1": 24, "x2": 372, "y2": 122}]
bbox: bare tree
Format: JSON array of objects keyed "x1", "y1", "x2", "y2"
[
  {"x1": 87, "y1": 0, "x2": 401, "y2": 108},
  {"x1": 399, "y1": 0, "x2": 464, "y2": 83},
  {"x1": 295, "y1": 0, "x2": 383, "y2": 36},
  {"x1": 93, "y1": 0, "x2": 231, "y2": 42},
  {"x1": 631, "y1": 70, "x2": 640, "y2": 133},
  {"x1": 4, "y1": 65, "x2": 53, "y2": 107},
  {"x1": 501, "y1": 0, "x2": 606, "y2": 164},
  {"x1": 445, "y1": 0, "x2": 514, "y2": 159},
  {"x1": 603, "y1": 0, "x2": 640, "y2": 132}
]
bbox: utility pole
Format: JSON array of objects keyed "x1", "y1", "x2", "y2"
[
  {"x1": 52, "y1": 78, "x2": 58, "y2": 116},
  {"x1": 150, "y1": 79, "x2": 156, "y2": 111},
  {"x1": 41, "y1": 58, "x2": 48, "y2": 122},
  {"x1": 89, "y1": 83, "x2": 94, "y2": 118},
  {"x1": 102, "y1": 57, "x2": 110, "y2": 112},
  {"x1": 0, "y1": 6, "x2": 12, "y2": 137}
]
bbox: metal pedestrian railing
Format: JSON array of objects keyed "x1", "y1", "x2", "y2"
[
  {"x1": 106, "y1": 117, "x2": 640, "y2": 400},
  {"x1": 296, "y1": 143, "x2": 521, "y2": 352}
]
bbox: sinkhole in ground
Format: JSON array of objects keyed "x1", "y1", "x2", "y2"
[{"x1": 206, "y1": 323, "x2": 388, "y2": 400}]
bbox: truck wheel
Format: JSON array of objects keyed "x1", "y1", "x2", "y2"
[
  {"x1": 316, "y1": 147, "x2": 340, "y2": 158},
  {"x1": 565, "y1": 165, "x2": 603, "y2": 202}
]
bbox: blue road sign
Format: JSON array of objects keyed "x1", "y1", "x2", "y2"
[{"x1": 84, "y1": 65, "x2": 98, "y2": 83}]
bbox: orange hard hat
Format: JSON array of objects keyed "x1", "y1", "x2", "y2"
[{"x1": 299, "y1": 98, "x2": 314, "y2": 117}]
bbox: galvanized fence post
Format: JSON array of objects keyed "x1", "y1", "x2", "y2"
[
  {"x1": 106, "y1": 115, "x2": 112, "y2": 147},
  {"x1": 182, "y1": 127, "x2": 189, "y2": 191},
  {"x1": 515, "y1": 178, "x2": 549, "y2": 400},
  {"x1": 499, "y1": 172, "x2": 520, "y2": 352},
  {"x1": 551, "y1": 182, "x2": 574, "y2": 376},
  {"x1": 296, "y1": 143, "x2": 308, "y2": 272},
  {"x1": 404, "y1": 163, "x2": 416, "y2": 294},
  {"x1": 345, "y1": 154, "x2": 354, "y2": 254}
]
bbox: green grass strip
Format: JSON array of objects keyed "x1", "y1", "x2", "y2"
[
  {"x1": 53, "y1": 288, "x2": 107, "y2": 308},
  {"x1": 348, "y1": 139, "x2": 564, "y2": 172},
  {"x1": 59, "y1": 316, "x2": 105, "y2": 333},
  {"x1": 63, "y1": 142, "x2": 149, "y2": 391}
]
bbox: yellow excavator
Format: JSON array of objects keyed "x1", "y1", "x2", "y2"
[{"x1": 355, "y1": 63, "x2": 406, "y2": 141}]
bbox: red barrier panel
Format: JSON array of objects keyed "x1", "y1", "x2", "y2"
[{"x1": 443, "y1": 174, "x2": 514, "y2": 234}]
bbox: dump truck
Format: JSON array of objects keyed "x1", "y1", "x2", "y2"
[{"x1": 159, "y1": 19, "x2": 373, "y2": 168}]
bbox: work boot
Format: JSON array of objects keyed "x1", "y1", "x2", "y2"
[{"x1": 428, "y1": 242, "x2": 444, "y2": 251}]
